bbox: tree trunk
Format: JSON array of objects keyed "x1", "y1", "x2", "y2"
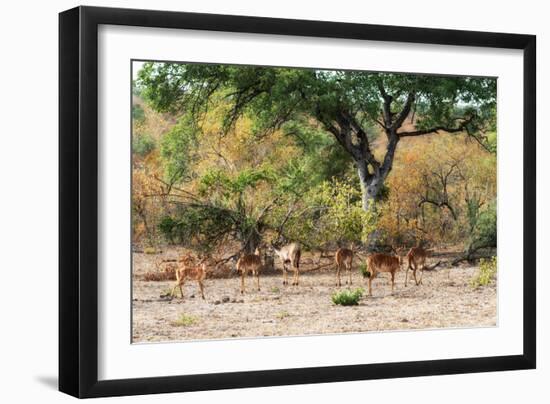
[
  {"x1": 242, "y1": 228, "x2": 261, "y2": 254},
  {"x1": 357, "y1": 159, "x2": 383, "y2": 210}
]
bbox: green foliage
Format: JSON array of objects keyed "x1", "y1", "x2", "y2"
[
  {"x1": 172, "y1": 313, "x2": 198, "y2": 327},
  {"x1": 132, "y1": 132, "x2": 156, "y2": 157},
  {"x1": 160, "y1": 114, "x2": 199, "y2": 182},
  {"x1": 199, "y1": 167, "x2": 272, "y2": 198},
  {"x1": 466, "y1": 198, "x2": 482, "y2": 233},
  {"x1": 132, "y1": 79, "x2": 143, "y2": 96},
  {"x1": 468, "y1": 200, "x2": 497, "y2": 253},
  {"x1": 280, "y1": 119, "x2": 353, "y2": 187},
  {"x1": 132, "y1": 104, "x2": 145, "y2": 122},
  {"x1": 137, "y1": 62, "x2": 497, "y2": 203},
  {"x1": 193, "y1": 168, "x2": 274, "y2": 252},
  {"x1": 158, "y1": 216, "x2": 178, "y2": 243},
  {"x1": 374, "y1": 183, "x2": 390, "y2": 202},
  {"x1": 135, "y1": 62, "x2": 497, "y2": 260},
  {"x1": 332, "y1": 288, "x2": 364, "y2": 306},
  {"x1": 470, "y1": 256, "x2": 497, "y2": 287},
  {"x1": 272, "y1": 176, "x2": 378, "y2": 252},
  {"x1": 307, "y1": 178, "x2": 377, "y2": 246},
  {"x1": 486, "y1": 131, "x2": 497, "y2": 154},
  {"x1": 158, "y1": 205, "x2": 235, "y2": 252},
  {"x1": 138, "y1": 62, "x2": 497, "y2": 152},
  {"x1": 358, "y1": 263, "x2": 371, "y2": 278}
]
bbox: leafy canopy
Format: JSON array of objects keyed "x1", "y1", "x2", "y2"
[{"x1": 137, "y1": 62, "x2": 496, "y2": 146}]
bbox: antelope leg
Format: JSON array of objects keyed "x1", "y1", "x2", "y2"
[{"x1": 198, "y1": 280, "x2": 205, "y2": 299}]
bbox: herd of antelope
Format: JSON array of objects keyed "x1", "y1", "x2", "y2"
[{"x1": 167, "y1": 242, "x2": 429, "y2": 300}]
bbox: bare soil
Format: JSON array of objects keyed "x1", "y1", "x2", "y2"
[{"x1": 132, "y1": 249, "x2": 496, "y2": 343}]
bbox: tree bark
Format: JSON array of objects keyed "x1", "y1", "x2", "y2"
[
  {"x1": 357, "y1": 159, "x2": 382, "y2": 210},
  {"x1": 317, "y1": 86, "x2": 416, "y2": 211}
]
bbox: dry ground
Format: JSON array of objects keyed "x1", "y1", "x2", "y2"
[{"x1": 132, "y1": 250, "x2": 496, "y2": 343}]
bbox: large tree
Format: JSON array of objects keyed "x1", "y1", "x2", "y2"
[{"x1": 138, "y1": 63, "x2": 496, "y2": 209}]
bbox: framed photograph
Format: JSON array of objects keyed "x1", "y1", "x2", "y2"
[{"x1": 59, "y1": 6, "x2": 536, "y2": 398}]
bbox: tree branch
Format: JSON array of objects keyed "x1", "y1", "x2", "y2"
[
  {"x1": 391, "y1": 92, "x2": 415, "y2": 131},
  {"x1": 397, "y1": 115, "x2": 475, "y2": 138},
  {"x1": 379, "y1": 134, "x2": 399, "y2": 179},
  {"x1": 377, "y1": 79, "x2": 393, "y2": 128},
  {"x1": 418, "y1": 199, "x2": 458, "y2": 221}
]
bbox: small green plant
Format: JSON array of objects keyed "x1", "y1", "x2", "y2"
[
  {"x1": 143, "y1": 246, "x2": 157, "y2": 254},
  {"x1": 133, "y1": 132, "x2": 156, "y2": 156},
  {"x1": 132, "y1": 104, "x2": 145, "y2": 122},
  {"x1": 276, "y1": 311, "x2": 290, "y2": 319},
  {"x1": 331, "y1": 288, "x2": 364, "y2": 306},
  {"x1": 470, "y1": 256, "x2": 497, "y2": 288},
  {"x1": 172, "y1": 313, "x2": 198, "y2": 327},
  {"x1": 271, "y1": 286, "x2": 280, "y2": 294},
  {"x1": 358, "y1": 263, "x2": 371, "y2": 278}
]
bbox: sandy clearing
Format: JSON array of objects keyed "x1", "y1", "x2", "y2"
[{"x1": 132, "y1": 252, "x2": 496, "y2": 343}]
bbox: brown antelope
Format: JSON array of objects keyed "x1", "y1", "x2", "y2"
[
  {"x1": 236, "y1": 248, "x2": 263, "y2": 294},
  {"x1": 405, "y1": 246, "x2": 428, "y2": 286},
  {"x1": 335, "y1": 248, "x2": 354, "y2": 286},
  {"x1": 365, "y1": 252, "x2": 403, "y2": 296},
  {"x1": 272, "y1": 242, "x2": 301, "y2": 286},
  {"x1": 170, "y1": 253, "x2": 207, "y2": 299}
]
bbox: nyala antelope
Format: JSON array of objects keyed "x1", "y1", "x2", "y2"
[
  {"x1": 335, "y1": 248, "x2": 354, "y2": 286},
  {"x1": 236, "y1": 248, "x2": 263, "y2": 294},
  {"x1": 365, "y1": 252, "x2": 403, "y2": 296},
  {"x1": 170, "y1": 253, "x2": 207, "y2": 299},
  {"x1": 271, "y1": 242, "x2": 301, "y2": 286},
  {"x1": 405, "y1": 246, "x2": 428, "y2": 286}
]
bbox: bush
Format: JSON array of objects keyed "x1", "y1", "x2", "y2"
[
  {"x1": 358, "y1": 263, "x2": 371, "y2": 278},
  {"x1": 171, "y1": 313, "x2": 198, "y2": 327},
  {"x1": 143, "y1": 246, "x2": 157, "y2": 254},
  {"x1": 468, "y1": 201, "x2": 496, "y2": 253},
  {"x1": 294, "y1": 178, "x2": 378, "y2": 250},
  {"x1": 332, "y1": 288, "x2": 364, "y2": 306},
  {"x1": 158, "y1": 206, "x2": 235, "y2": 251},
  {"x1": 133, "y1": 133, "x2": 156, "y2": 156},
  {"x1": 132, "y1": 104, "x2": 145, "y2": 122},
  {"x1": 470, "y1": 256, "x2": 497, "y2": 288},
  {"x1": 158, "y1": 215, "x2": 178, "y2": 243}
]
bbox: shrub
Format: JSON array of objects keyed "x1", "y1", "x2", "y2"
[
  {"x1": 295, "y1": 178, "x2": 378, "y2": 250},
  {"x1": 358, "y1": 263, "x2": 371, "y2": 278},
  {"x1": 158, "y1": 215, "x2": 178, "y2": 243},
  {"x1": 470, "y1": 256, "x2": 497, "y2": 288},
  {"x1": 468, "y1": 201, "x2": 497, "y2": 253},
  {"x1": 132, "y1": 104, "x2": 145, "y2": 122},
  {"x1": 133, "y1": 132, "x2": 156, "y2": 156},
  {"x1": 172, "y1": 313, "x2": 198, "y2": 327},
  {"x1": 276, "y1": 311, "x2": 290, "y2": 319},
  {"x1": 143, "y1": 246, "x2": 157, "y2": 254},
  {"x1": 332, "y1": 288, "x2": 364, "y2": 306}
]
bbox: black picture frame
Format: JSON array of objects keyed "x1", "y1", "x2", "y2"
[{"x1": 59, "y1": 5, "x2": 536, "y2": 398}]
